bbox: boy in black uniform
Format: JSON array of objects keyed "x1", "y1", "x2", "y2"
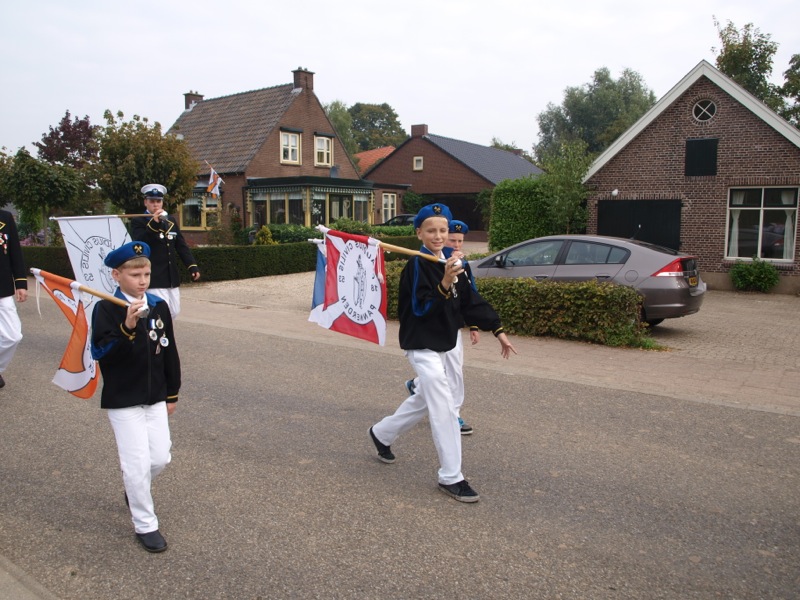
[
  {"x1": 370, "y1": 204, "x2": 516, "y2": 502},
  {"x1": 91, "y1": 241, "x2": 181, "y2": 552},
  {"x1": 131, "y1": 183, "x2": 200, "y2": 318}
]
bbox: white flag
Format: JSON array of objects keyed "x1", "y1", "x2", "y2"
[{"x1": 54, "y1": 215, "x2": 131, "y2": 318}]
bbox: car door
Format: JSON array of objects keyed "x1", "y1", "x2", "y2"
[
  {"x1": 472, "y1": 239, "x2": 565, "y2": 280},
  {"x1": 552, "y1": 240, "x2": 628, "y2": 283}
]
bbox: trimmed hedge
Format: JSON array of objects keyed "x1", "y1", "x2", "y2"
[{"x1": 383, "y1": 260, "x2": 650, "y2": 347}]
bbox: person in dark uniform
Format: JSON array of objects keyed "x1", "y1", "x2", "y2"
[
  {"x1": 369, "y1": 204, "x2": 517, "y2": 503},
  {"x1": 91, "y1": 241, "x2": 181, "y2": 553},
  {"x1": 0, "y1": 209, "x2": 27, "y2": 389},
  {"x1": 130, "y1": 183, "x2": 200, "y2": 318}
]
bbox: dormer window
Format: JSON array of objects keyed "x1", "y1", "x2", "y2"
[
  {"x1": 281, "y1": 132, "x2": 301, "y2": 164},
  {"x1": 315, "y1": 135, "x2": 333, "y2": 167}
]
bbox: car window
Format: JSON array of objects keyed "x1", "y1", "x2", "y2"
[
  {"x1": 565, "y1": 242, "x2": 628, "y2": 265},
  {"x1": 506, "y1": 240, "x2": 564, "y2": 266}
]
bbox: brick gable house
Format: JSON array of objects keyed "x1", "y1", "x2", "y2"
[
  {"x1": 364, "y1": 124, "x2": 542, "y2": 231},
  {"x1": 168, "y1": 68, "x2": 371, "y2": 244},
  {"x1": 584, "y1": 60, "x2": 800, "y2": 293}
]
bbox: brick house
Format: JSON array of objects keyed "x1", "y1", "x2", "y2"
[
  {"x1": 364, "y1": 124, "x2": 543, "y2": 232},
  {"x1": 168, "y1": 68, "x2": 372, "y2": 244},
  {"x1": 584, "y1": 60, "x2": 800, "y2": 293}
]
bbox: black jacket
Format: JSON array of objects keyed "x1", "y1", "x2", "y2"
[
  {"x1": 398, "y1": 246, "x2": 503, "y2": 352},
  {"x1": 91, "y1": 290, "x2": 181, "y2": 409},
  {"x1": 0, "y1": 210, "x2": 27, "y2": 299},
  {"x1": 130, "y1": 214, "x2": 198, "y2": 288}
]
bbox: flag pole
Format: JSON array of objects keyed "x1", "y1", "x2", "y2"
[
  {"x1": 50, "y1": 214, "x2": 152, "y2": 220},
  {"x1": 376, "y1": 241, "x2": 444, "y2": 264},
  {"x1": 31, "y1": 269, "x2": 128, "y2": 307}
]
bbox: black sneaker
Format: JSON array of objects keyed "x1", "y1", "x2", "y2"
[
  {"x1": 135, "y1": 529, "x2": 168, "y2": 553},
  {"x1": 404, "y1": 379, "x2": 416, "y2": 395},
  {"x1": 458, "y1": 417, "x2": 473, "y2": 435},
  {"x1": 369, "y1": 427, "x2": 395, "y2": 463},
  {"x1": 0, "y1": 374, "x2": 5, "y2": 388},
  {"x1": 438, "y1": 480, "x2": 479, "y2": 503}
]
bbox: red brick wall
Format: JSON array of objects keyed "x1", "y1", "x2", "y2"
[
  {"x1": 246, "y1": 91, "x2": 359, "y2": 180},
  {"x1": 585, "y1": 77, "x2": 800, "y2": 289}
]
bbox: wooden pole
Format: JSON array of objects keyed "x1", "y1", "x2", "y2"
[
  {"x1": 31, "y1": 269, "x2": 128, "y2": 307},
  {"x1": 376, "y1": 241, "x2": 443, "y2": 263}
]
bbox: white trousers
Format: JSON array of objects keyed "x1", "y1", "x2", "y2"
[
  {"x1": 107, "y1": 403, "x2": 172, "y2": 534},
  {"x1": 413, "y1": 330, "x2": 464, "y2": 413},
  {"x1": 373, "y1": 347, "x2": 463, "y2": 485},
  {"x1": 147, "y1": 287, "x2": 181, "y2": 319},
  {"x1": 0, "y1": 295, "x2": 23, "y2": 373}
]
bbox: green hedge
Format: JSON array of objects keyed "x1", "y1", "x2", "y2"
[{"x1": 383, "y1": 260, "x2": 651, "y2": 347}]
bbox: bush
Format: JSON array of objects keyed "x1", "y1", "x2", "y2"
[
  {"x1": 383, "y1": 259, "x2": 653, "y2": 348},
  {"x1": 729, "y1": 257, "x2": 780, "y2": 292}
]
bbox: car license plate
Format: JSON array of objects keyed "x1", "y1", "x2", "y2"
[{"x1": 688, "y1": 276, "x2": 698, "y2": 287}]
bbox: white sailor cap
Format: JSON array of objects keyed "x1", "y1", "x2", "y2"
[{"x1": 141, "y1": 183, "x2": 168, "y2": 198}]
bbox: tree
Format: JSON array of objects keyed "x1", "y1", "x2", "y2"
[
  {"x1": 1, "y1": 148, "x2": 83, "y2": 241},
  {"x1": 712, "y1": 18, "x2": 784, "y2": 113},
  {"x1": 34, "y1": 110, "x2": 106, "y2": 216},
  {"x1": 348, "y1": 103, "x2": 407, "y2": 152},
  {"x1": 34, "y1": 110, "x2": 99, "y2": 171},
  {"x1": 781, "y1": 54, "x2": 800, "y2": 126},
  {"x1": 96, "y1": 111, "x2": 199, "y2": 214},
  {"x1": 490, "y1": 137, "x2": 534, "y2": 163},
  {"x1": 534, "y1": 68, "x2": 656, "y2": 162},
  {"x1": 324, "y1": 100, "x2": 359, "y2": 158},
  {"x1": 537, "y1": 140, "x2": 593, "y2": 234}
]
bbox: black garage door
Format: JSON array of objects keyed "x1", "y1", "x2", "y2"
[{"x1": 597, "y1": 199, "x2": 682, "y2": 250}]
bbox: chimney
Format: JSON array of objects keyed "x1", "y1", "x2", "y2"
[
  {"x1": 184, "y1": 91, "x2": 204, "y2": 110},
  {"x1": 411, "y1": 124, "x2": 428, "y2": 138},
  {"x1": 292, "y1": 67, "x2": 314, "y2": 91}
]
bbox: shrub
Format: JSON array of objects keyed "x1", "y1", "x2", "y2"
[
  {"x1": 253, "y1": 226, "x2": 277, "y2": 246},
  {"x1": 729, "y1": 257, "x2": 780, "y2": 292}
]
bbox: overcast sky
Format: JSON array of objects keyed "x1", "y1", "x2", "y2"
[{"x1": 2, "y1": 0, "x2": 797, "y2": 158}]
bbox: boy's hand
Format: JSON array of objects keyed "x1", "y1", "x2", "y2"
[
  {"x1": 166, "y1": 402, "x2": 177, "y2": 416},
  {"x1": 441, "y1": 254, "x2": 465, "y2": 289},
  {"x1": 496, "y1": 332, "x2": 517, "y2": 359},
  {"x1": 125, "y1": 300, "x2": 146, "y2": 330}
]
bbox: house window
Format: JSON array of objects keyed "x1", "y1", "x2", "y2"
[
  {"x1": 180, "y1": 193, "x2": 219, "y2": 229},
  {"x1": 685, "y1": 138, "x2": 718, "y2": 176},
  {"x1": 693, "y1": 100, "x2": 717, "y2": 122},
  {"x1": 382, "y1": 193, "x2": 397, "y2": 222},
  {"x1": 270, "y1": 193, "x2": 287, "y2": 223},
  {"x1": 726, "y1": 187, "x2": 797, "y2": 261},
  {"x1": 281, "y1": 132, "x2": 301, "y2": 164},
  {"x1": 413, "y1": 156, "x2": 423, "y2": 171},
  {"x1": 315, "y1": 136, "x2": 332, "y2": 166}
]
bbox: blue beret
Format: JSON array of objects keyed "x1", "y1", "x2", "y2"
[
  {"x1": 413, "y1": 203, "x2": 453, "y2": 228},
  {"x1": 141, "y1": 183, "x2": 167, "y2": 198},
  {"x1": 105, "y1": 242, "x2": 151, "y2": 268},
  {"x1": 449, "y1": 220, "x2": 469, "y2": 235}
]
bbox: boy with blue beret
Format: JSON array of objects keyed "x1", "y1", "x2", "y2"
[
  {"x1": 370, "y1": 204, "x2": 516, "y2": 502},
  {"x1": 91, "y1": 241, "x2": 181, "y2": 552}
]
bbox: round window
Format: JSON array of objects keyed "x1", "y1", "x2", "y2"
[{"x1": 693, "y1": 99, "x2": 716, "y2": 122}]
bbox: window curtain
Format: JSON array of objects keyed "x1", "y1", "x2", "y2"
[
  {"x1": 781, "y1": 190, "x2": 796, "y2": 260},
  {"x1": 728, "y1": 191, "x2": 745, "y2": 256}
]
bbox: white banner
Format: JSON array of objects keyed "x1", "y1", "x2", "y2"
[{"x1": 54, "y1": 215, "x2": 131, "y2": 316}]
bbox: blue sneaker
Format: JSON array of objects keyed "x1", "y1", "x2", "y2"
[
  {"x1": 458, "y1": 417, "x2": 473, "y2": 435},
  {"x1": 405, "y1": 379, "x2": 416, "y2": 395}
]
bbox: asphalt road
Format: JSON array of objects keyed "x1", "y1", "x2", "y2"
[{"x1": 0, "y1": 275, "x2": 798, "y2": 599}]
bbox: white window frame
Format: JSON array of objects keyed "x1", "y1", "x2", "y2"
[
  {"x1": 382, "y1": 193, "x2": 397, "y2": 223},
  {"x1": 413, "y1": 156, "x2": 423, "y2": 171},
  {"x1": 725, "y1": 187, "x2": 797, "y2": 262},
  {"x1": 281, "y1": 132, "x2": 301, "y2": 164},
  {"x1": 314, "y1": 136, "x2": 333, "y2": 167}
]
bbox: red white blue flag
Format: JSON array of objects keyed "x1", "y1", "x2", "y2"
[{"x1": 309, "y1": 227, "x2": 387, "y2": 345}]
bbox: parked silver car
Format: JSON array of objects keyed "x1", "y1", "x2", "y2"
[{"x1": 470, "y1": 235, "x2": 706, "y2": 326}]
